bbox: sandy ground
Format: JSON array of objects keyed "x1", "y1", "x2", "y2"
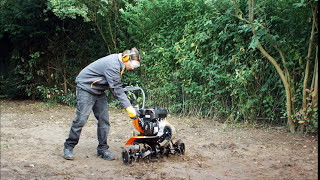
[{"x1": 0, "y1": 100, "x2": 318, "y2": 180}]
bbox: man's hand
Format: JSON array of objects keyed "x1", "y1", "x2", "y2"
[{"x1": 126, "y1": 106, "x2": 138, "y2": 119}]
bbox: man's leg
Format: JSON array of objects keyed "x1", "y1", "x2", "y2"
[
  {"x1": 64, "y1": 88, "x2": 95, "y2": 159},
  {"x1": 93, "y1": 94, "x2": 114, "y2": 160}
]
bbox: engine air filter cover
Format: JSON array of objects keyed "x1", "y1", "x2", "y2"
[{"x1": 139, "y1": 108, "x2": 167, "y2": 119}]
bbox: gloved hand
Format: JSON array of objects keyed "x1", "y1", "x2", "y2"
[{"x1": 126, "y1": 106, "x2": 138, "y2": 119}]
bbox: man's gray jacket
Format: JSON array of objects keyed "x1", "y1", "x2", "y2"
[{"x1": 76, "y1": 54, "x2": 131, "y2": 109}]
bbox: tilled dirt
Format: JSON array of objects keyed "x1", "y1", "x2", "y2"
[{"x1": 0, "y1": 100, "x2": 318, "y2": 180}]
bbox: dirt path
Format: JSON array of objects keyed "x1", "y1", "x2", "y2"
[{"x1": 0, "y1": 100, "x2": 318, "y2": 180}]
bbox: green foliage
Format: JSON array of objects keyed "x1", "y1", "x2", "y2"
[
  {"x1": 0, "y1": 0, "x2": 108, "y2": 99},
  {"x1": 47, "y1": 0, "x2": 91, "y2": 22},
  {"x1": 121, "y1": 0, "x2": 268, "y2": 122},
  {"x1": 37, "y1": 85, "x2": 76, "y2": 106}
]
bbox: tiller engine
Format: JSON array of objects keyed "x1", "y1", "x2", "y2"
[{"x1": 122, "y1": 85, "x2": 185, "y2": 164}]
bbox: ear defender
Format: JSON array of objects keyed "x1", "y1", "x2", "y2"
[
  {"x1": 122, "y1": 51, "x2": 138, "y2": 62},
  {"x1": 122, "y1": 54, "x2": 130, "y2": 62}
]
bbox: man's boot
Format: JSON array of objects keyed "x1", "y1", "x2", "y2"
[
  {"x1": 63, "y1": 148, "x2": 74, "y2": 160},
  {"x1": 97, "y1": 150, "x2": 115, "y2": 160}
]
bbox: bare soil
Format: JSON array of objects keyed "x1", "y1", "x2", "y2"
[{"x1": 0, "y1": 100, "x2": 318, "y2": 180}]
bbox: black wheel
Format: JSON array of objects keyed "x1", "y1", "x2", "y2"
[
  {"x1": 179, "y1": 143, "x2": 185, "y2": 155},
  {"x1": 174, "y1": 139, "x2": 185, "y2": 155},
  {"x1": 122, "y1": 149, "x2": 131, "y2": 165},
  {"x1": 163, "y1": 126, "x2": 173, "y2": 140}
]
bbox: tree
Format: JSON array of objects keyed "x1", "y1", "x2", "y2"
[
  {"x1": 234, "y1": 0, "x2": 318, "y2": 132},
  {"x1": 47, "y1": 0, "x2": 127, "y2": 53}
]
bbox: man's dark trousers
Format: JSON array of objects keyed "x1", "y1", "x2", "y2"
[{"x1": 64, "y1": 87, "x2": 110, "y2": 153}]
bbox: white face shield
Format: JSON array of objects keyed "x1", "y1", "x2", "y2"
[{"x1": 130, "y1": 60, "x2": 140, "y2": 68}]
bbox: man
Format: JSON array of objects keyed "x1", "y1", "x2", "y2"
[{"x1": 63, "y1": 47, "x2": 141, "y2": 160}]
